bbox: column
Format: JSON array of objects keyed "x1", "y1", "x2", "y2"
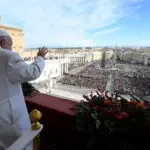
[
  {"x1": 66, "y1": 63, "x2": 68, "y2": 73},
  {"x1": 67, "y1": 63, "x2": 69, "y2": 72},
  {"x1": 65, "y1": 63, "x2": 67, "y2": 73},
  {"x1": 60, "y1": 64, "x2": 62, "y2": 75},
  {"x1": 63, "y1": 63, "x2": 65, "y2": 74},
  {"x1": 64, "y1": 63, "x2": 66, "y2": 73},
  {"x1": 63, "y1": 63, "x2": 65, "y2": 73},
  {"x1": 59, "y1": 64, "x2": 61, "y2": 75},
  {"x1": 62, "y1": 64, "x2": 63, "y2": 75}
]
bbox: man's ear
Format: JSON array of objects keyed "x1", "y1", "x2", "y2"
[{"x1": 0, "y1": 39, "x2": 5, "y2": 48}]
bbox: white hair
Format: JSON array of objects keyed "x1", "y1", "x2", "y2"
[{"x1": 0, "y1": 29, "x2": 9, "y2": 37}]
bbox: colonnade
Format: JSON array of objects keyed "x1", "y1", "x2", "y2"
[
  {"x1": 70, "y1": 56, "x2": 87, "y2": 63},
  {"x1": 61, "y1": 63, "x2": 69, "y2": 75}
]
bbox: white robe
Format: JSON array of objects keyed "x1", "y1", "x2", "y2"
[{"x1": 0, "y1": 48, "x2": 45, "y2": 150}]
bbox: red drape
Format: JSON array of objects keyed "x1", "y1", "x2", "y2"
[{"x1": 25, "y1": 92, "x2": 78, "y2": 150}]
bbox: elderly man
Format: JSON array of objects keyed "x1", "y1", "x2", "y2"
[{"x1": 0, "y1": 29, "x2": 48, "y2": 150}]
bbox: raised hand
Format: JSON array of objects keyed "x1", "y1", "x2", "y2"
[{"x1": 37, "y1": 47, "x2": 48, "y2": 58}]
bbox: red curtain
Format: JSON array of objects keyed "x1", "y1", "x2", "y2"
[{"x1": 25, "y1": 93, "x2": 78, "y2": 150}]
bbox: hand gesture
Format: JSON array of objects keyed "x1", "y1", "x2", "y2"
[{"x1": 37, "y1": 47, "x2": 48, "y2": 58}]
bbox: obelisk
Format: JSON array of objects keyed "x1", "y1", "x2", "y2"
[
  {"x1": 105, "y1": 67, "x2": 118, "y2": 96},
  {"x1": 105, "y1": 47, "x2": 118, "y2": 96}
]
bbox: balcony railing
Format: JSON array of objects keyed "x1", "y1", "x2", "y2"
[
  {"x1": 25, "y1": 92, "x2": 77, "y2": 150},
  {"x1": 24, "y1": 91, "x2": 150, "y2": 150}
]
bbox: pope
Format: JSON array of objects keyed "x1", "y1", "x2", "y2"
[{"x1": 0, "y1": 29, "x2": 48, "y2": 150}]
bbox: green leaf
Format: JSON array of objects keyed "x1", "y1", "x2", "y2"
[
  {"x1": 79, "y1": 108, "x2": 84, "y2": 113},
  {"x1": 95, "y1": 120, "x2": 101, "y2": 129},
  {"x1": 91, "y1": 113, "x2": 97, "y2": 119},
  {"x1": 104, "y1": 120, "x2": 115, "y2": 133}
]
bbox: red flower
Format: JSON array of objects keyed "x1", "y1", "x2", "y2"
[
  {"x1": 104, "y1": 99, "x2": 112, "y2": 106},
  {"x1": 115, "y1": 114, "x2": 124, "y2": 120},
  {"x1": 115, "y1": 112, "x2": 129, "y2": 120},
  {"x1": 136, "y1": 102, "x2": 146, "y2": 110},
  {"x1": 129, "y1": 100, "x2": 137, "y2": 105},
  {"x1": 120, "y1": 112, "x2": 129, "y2": 118}
]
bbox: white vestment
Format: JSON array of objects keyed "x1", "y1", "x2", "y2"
[{"x1": 0, "y1": 47, "x2": 45, "y2": 150}]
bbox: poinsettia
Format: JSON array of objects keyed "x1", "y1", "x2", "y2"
[
  {"x1": 71, "y1": 90, "x2": 150, "y2": 134},
  {"x1": 71, "y1": 90, "x2": 150, "y2": 149}
]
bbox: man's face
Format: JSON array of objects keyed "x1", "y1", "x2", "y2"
[{"x1": 0, "y1": 36, "x2": 13, "y2": 50}]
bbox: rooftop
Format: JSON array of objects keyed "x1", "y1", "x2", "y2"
[{"x1": 0, "y1": 16, "x2": 22, "y2": 31}]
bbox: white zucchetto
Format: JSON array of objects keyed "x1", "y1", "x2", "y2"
[{"x1": 0, "y1": 29, "x2": 9, "y2": 37}]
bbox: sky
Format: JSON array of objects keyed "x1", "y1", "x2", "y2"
[{"x1": 0, "y1": 0, "x2": 150, "y2": 48}]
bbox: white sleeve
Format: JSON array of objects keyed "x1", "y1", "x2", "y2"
[{"x1": 7, "y1": 53, "x2": 45, "y2": 83}]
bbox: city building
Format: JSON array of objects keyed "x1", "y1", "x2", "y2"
[
  {"x1": 0, "y1": 16, "x2": 24, "y2": 53},
  {"x1": 26, "y1": 57, "x2": 69, "y2": 87},
  {"x1": 122, "y1": 50, "x2": 150, "y2": 65}
]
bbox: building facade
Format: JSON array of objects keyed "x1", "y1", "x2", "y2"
[
  {"x1": 0, "y1": 17, "x2": 24, "y2": 53},
  {"x1": 27, "y1": 58, "x2": 69, "y2": 87},
  {"x1": 122, "y1": 50, "x2": 150, "y2": 65}
]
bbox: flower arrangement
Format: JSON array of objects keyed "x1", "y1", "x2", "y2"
[{"x1": 72, "y1": 90, "x2": 150, "y2": 150}]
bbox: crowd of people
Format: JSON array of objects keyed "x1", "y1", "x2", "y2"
[
  {"x1": 68, "y1": 63, "x2": 85, "y2": 71},
  {"x1": 59, "y1": 60, "x2": 150, "y2": 97}
]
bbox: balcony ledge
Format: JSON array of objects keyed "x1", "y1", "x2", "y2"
[
  {"x1": 25, "y1": 92, "x2": 78, "y2": 150},
  {"x1": 25, "y1": 92, "x2": 150, "y2": 150}
]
